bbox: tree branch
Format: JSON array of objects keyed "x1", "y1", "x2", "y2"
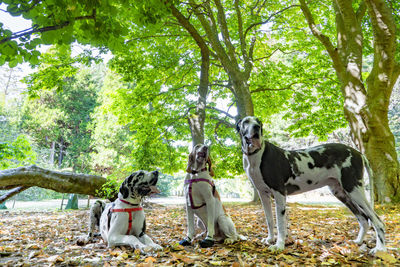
[
  {"x1": 299, "y1": 0, "x2": 344, "y2": 75},
  {"x1": 0, "y1": 11, "x2": 96, "y2": 44},
  {"x1": 356, "y1": 0, "x2": 367, "y2": 21},
  {"x1": 0, "y1": 165, "x2": 110, "y2": 198},
  {"x1": 244, "y1": 5, "x2": 300, "y2": 39},
  {"x1": 127, "y1": 34, "x2": 190, "y2": 43},
  {"x1": 0, "y1": 186, "x2": 30, "y2": 204},
  {"x1": 214, "y1": 0, "x2": 238, "y2": 65},
  {"x1": 206, "y1": 105, "x2": 235, "y2": 119}
]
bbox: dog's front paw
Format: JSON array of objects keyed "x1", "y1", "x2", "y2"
[
  {"x1": 140, "y1": 245, "x2": 154, "y2": 254},
  {"x1": 179, "y1": 238, "x2": 192, "y2": 246},
  {"x1": 76, "y1": 235, "x2": 91, "y2": 246},
  {"x1": 223, "y1": 237, "x2": 236, "y2": 245},
  {"x1": 238, "y1": 234, "x2": 248, "y2": 241},
  {"x1": 268, "y1": 242, "x2": 284, "y2": 251},
  {"x1": 199, "y1": 237, "x2": 214, "y2": 248},
  {"x1": 151, "y1": 244, "x2": 163, "y2": 251},
  {"x1": 370, "y1": 246, "x2": 387, "y2": 255},
  {"x1": 261, "y1": 236, "x2": 274, "y2": 245}
]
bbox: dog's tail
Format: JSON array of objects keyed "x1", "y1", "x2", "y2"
[{"x1": 362, "y1": 154, "x2": 375, "y2": 206}]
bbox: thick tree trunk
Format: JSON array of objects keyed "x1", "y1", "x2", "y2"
[
  {"x1": 0, "y1": 165, "x2": 113, "y2": 204},
  {"x1": 233, "y1": 78, "x2": 254, "y2": 118},
  {"x1": 301, "y1": 0, "x2": 400, "y2": 203},
  {"x1": 343, "y1": 80, "x2": 399, "y2": 202}
]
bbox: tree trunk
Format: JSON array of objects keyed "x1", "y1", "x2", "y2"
[
  {"x1": 169, "y1": 3, "x2": 210, "y2": 148},
  {"x1": 364, "y1": 0, "x2": 400, "y2": 202},
  {"x1": 0, "y1": 165, "x2": 114, "y2": 204},
  {"x1": 300, "y1": 0, "x2": 400, "y2": 203},
  {"x1": 232, "y1": 78, "x2": 254, "y2": 118},
  {"x1": 50, "y1": 141, "x2": 55, "y2": 165},
  {"x1": 58, "y1": 138, "x2": 64, "y2": 168}
]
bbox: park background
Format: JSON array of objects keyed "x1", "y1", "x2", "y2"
[{"x1": 1, "y1": 0, "x2": 400, "y2": 265}]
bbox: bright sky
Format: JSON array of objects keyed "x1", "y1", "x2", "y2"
[{"x1": 0, "y1": 4, "x2": 32, "y2": 32}]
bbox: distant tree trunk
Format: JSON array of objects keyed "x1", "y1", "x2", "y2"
[
  {"x1": 58, "y1": 138, "x2": 64, "y2": 168},
  {"x1": 0, "y1": 165, "x2": 115, "y2": 204},
  {"x1": 50, "y1": 141, "x2": 55, "y2": 165}
]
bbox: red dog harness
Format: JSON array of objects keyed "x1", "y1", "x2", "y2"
[
  {"x1": 111, "y1": 199, "x2": 143, "y2": 235},
  {"x1": 185, "y1": 178, "x2": 216, "y2": 209}
]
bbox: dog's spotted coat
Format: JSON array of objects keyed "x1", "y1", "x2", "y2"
[
  {"x1": 236, "y1": 116, "x2": 386, "y2": 254},
  {"x1": 78, "y1": 170, "x2": 162, "y2": 253}
]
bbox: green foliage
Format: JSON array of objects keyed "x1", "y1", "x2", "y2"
[
  {"x1": 0, "y1": 0, "x2": 169, "y2": 67},
  {"x1": 21, "y1": 48, "x2": 103, "y2": 172},
  {"x1": 0, "y1": 135, "x2": 36, "y2": 169},
  {"x1": 253, "y1": 0, "x2": 347, "y2": 140}
]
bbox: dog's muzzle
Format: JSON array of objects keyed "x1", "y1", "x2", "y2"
[{"x1": 197, "y1": 152, "x2": 206, "y2": 158}]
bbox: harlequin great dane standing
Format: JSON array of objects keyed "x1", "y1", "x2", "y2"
[
  {"x1": 179, "y1": 144, "x2": 246, "y2": 248},
  {"x1": 78, "y1": 170, "x2": 162, "y2": 253},
  {"x1": 236, "y1": 116, "x2": 386, "y2": 254}
]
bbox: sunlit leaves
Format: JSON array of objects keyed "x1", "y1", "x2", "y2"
[{"x1": 0, "y1": 135, "x2": 36, "y2": 169}]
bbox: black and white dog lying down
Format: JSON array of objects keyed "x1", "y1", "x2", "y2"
[
  {"x1": 236, "y1": 116, "x2": 386, "y2": 254},
  {"x1": 180, "y1": 144, "x2": 246, "y2": 248},
  {"x1": 78, "y1": 170, "x2": 162, "y2": 253}
]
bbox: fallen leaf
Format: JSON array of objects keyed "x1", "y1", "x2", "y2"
[{"x1": 375, "y1": 251, "x2": 397, "y2": 264}]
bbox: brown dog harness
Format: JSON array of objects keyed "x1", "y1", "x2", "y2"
[{"x1": 185, "y1": 178, "x2": 216, "y2": 209}]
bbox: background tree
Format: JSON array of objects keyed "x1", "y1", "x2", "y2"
[{"x1": 21, "y1": 46, "x2": 103, "y2": 173}]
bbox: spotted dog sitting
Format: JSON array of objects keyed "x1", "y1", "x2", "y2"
[
  {"x1": 180, "y1": 144, "x2": 246, "y2": 248},
  {"x1": 79, "y1": 170, "x2": 162, "y2": 253},
  {"x1": 236, "y1": 116, "x2": 386, "y2": 254}
]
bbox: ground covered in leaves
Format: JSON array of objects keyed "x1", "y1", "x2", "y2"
[{"x1": 0, "y1": 202, "x2": 399, "y2": 266}]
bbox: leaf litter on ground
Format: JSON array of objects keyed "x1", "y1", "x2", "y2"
[{"x1": 0, "y1": 202, "x2": 399, "y2": 266}]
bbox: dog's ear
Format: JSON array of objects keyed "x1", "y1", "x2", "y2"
[
  {"x1": 207, "y1": 156, "x2": 215, "y2": 177},
  {"x1": 119, "y1": 181, "x2": 130, "y2": 199},
  {"x1": 235, "y1": 119, "x2": 242, "y2": 133},
  {"x1": 186, "y1": 150, "x2": 195, "y2": 173},
  {"x1": 255, "y1": 117, "x2": 263, "y2": 136}
]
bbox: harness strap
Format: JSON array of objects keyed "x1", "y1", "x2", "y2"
[
  {"x1": 118, "y1": 198, "x2": 140, "y2": 206},
  {"x1": 185, "y1": 178, "x2": 215, "y2": 209},
  {"x1": 111, "y1": 207, "x2": 143, "y2": 235}
]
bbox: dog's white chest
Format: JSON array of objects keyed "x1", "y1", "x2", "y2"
[{"x1": 243, "y1": 148, "x2": 269, "y2": 192}]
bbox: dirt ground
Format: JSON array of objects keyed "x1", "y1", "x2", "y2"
[{"x1": 0, "y1": 201, "x2": 399, "y2": 266}]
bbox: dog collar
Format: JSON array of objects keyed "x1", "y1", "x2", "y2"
[
  {"x1": 242, "y1": 141, "x2": 263, "y2": 156},
  {"x1": 119, "y1": 198, "x2": 140, "y2": 206},
  {"x1": 190, "y1": 167, "x2": 208, "y2": 174},
  {"x1": 242, "y1": 147, "x2": 261, "y2": 156}
]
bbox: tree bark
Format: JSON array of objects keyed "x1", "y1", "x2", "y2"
[
  {"x1": 0, "y1": 186, "x2": 30, "y2": 204},
  {"x1": 300, "y1": 0, "x2": 400, "y2": 203},
  {"x1": 0, "y1": 165, "x2": 113, "y2": 204},
  {"x1": 363, "y1": 0, "x2": 400, "y2": 202},
  {"x1": 50, "y1": 141, "x2": 55, "y2": 165},
  {"x1": 168, "y1": 3, "x2": 210, "y2": 147}
]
